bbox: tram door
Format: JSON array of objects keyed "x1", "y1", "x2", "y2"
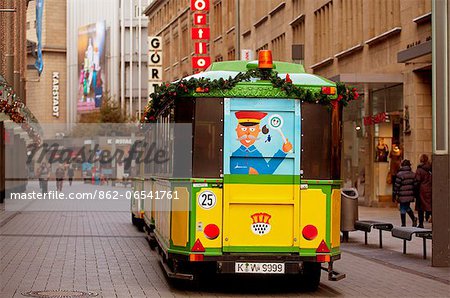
[{"x1": 222, "y1": 98, "x2": 301, "y2": 252}]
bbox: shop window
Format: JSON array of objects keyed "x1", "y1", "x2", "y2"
[
  {"x1": 301, "y1": 103, "x2": 332, "y2": 179},
  {"x1": 192, "y1": 98, "x2": 224, "y2": 178},
  {"x1": 372, "y1": 84, "x2": 403, "y2": 115}
]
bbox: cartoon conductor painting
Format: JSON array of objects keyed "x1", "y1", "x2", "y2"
[{"x1": 230, "y1": 111, "x2": 293, "y2": 174}]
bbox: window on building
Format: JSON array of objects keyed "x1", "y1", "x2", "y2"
[
  {"x1": 226, "y1": 0, "x2": 235, "y2": 30},
  {"x1": 215, "y1": 55, "x2": 223, "y2": 62},
  {"x1": 241, "y1": 0, "x2": 251, "y2": 34},
  {"x1": 227, "y1": 48, "x2": 235, "y2": 61},
  {"x1": 292, "y1": 20, "x2": 305, "y2": 46},
  {"x1": 181, "y1": 24, "x2": 189, "y2": 59},
  {"x1": 173, "y1": 28, "x2": 179, "y2": 62},
  {"x1": 314, "y1": 1, "x2": 333, "y2": 62},
  {"x1": 213, "y1": 1, "x2": 223, "y2": 38},
  {"x1": 292, "y1": 0, "x2": 305, "y2": 16},
  {"x1": 271, "y1": 33, "x2": 286, "y2": 61},
  {"x1": 163, "y1": 37, "x2": 171, "y2": 71},
  {"x1": 338, "y1": 0, "x2": 363, "y2": 51},
  {"x1": 368, "y1": 0, "x2": 400, "y2": 38},
  {"x1": 418, "y1": 0, "x2": 432, "y2": 16},
  {"x1": 256, "y1": 43, "x2": 268, "y2": 54}
]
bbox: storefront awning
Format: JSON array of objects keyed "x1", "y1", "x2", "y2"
[{"x1": 329, "y1": 73, "x2": 403, "y2": 90}]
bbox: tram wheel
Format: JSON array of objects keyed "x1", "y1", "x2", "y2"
[{"x1": 299, "y1": 262, "x2": 321, "y2": 292}]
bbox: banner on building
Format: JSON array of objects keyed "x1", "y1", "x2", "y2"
[
  {"x1": 148, "y1": 37, "x2": 163, "y2": 97},
  {"x1": 34, "y1": 0, "x2": 44, "y2": 75},
  {"x1": 241, "y1": 49, "x2": 254, "y2": 61},
  {"x1": 77, "y1": 21, "x2": 106, "y2": 112}
]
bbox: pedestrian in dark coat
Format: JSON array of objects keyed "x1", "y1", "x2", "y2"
[
  {"x1": 415, "y1": 154, "x2": 432, "y2": 228},
  {"x1": 393, "y1": 159, "x2": 418, "y2": 227}
]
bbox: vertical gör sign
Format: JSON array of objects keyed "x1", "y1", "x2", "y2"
[{"x1": 148, "y1": 36, "x2": 163, "y2": 97}]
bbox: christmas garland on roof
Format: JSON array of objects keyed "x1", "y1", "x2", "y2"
[
  {"x1": 0, "y1": 81, "x2": 41, "y2": 149},
  {"x1": 142, "y1": 68, "x2": 359, "y2": 123}
]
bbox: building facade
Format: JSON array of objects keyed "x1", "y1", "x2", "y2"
[
  {"x1": 67, "y1": 0, "x2": 151, "y2": 123},
  {"x1": 25, "y1": 0, "x2": 67, "y2": 132},
  {"x1": 144, "y1": 0, "x2": 432, "y2": 206},
  {"x1": 0, "y1": 0, "x2": 29, "y2": 101}
]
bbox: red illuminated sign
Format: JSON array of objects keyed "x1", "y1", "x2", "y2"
[
  {"x1": 191, "y1": 0, "x2": 210, "y2": 70},
  {"x1": 192, "y1": 57, "x2": 211, "y2": 69},
  {"x1": 190, "y1": 0, "x2": 209, "y2": 11},
  {"x1": 193, "y1": 13, "x2": 207, "y2": 25},
  {"x1": 195, "y1": 42, "x2": 208, "y2": 55},
  {"x1": 191, "y1": 28, "x2": 210, "y2": 40}
]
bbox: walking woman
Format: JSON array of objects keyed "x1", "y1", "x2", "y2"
[
  {"x1": 415, "y1": 154, "x2": 432, "y2": 228},
  {"x1": 393, "y1": 159, "x2": 418, "y2": 227}
]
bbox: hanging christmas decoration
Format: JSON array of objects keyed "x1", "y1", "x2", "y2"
[
  {"x1": 0, "y1": 81, "x2": 42, "y2": 148},
  {"x1": 142, "y1": 68, "x2": 359, "y2": 123}
]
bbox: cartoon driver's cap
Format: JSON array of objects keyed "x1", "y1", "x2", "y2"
[{"x1": 235, "y1": 111, "x2": 267, "y2": 126}]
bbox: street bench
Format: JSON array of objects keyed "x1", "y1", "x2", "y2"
[
  {"x1": 391, "y1": 227, "x2": 432, "y2": 259},
  {"x1": 354, "y1": 220, "x2": 394, "y2": 248}
]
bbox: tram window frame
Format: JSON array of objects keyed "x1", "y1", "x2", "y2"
[
  {"x1": 301, "y1": 103, "x2": 333, "y2": 180},
  {"x1": 192, "y1": 98, "x2": 224, "y2": 178}
]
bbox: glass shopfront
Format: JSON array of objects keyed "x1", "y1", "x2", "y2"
[{"x1": 342, "y1": 84, "x2": 403, "y2": 205}]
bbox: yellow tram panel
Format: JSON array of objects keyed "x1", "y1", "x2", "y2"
[
  {"x1": 299, "y1": 189, "x2": 327, "y2": 249},
  {"x1": 194, "y1": 188, "x2": 223, "y2": 248},
  {"x1": 170, "y1": 187, "x2": 190, "y2": 247},
  {"x1": 223, "y1": 184, "x2": 299, "y2": 248},
  {"x1": 331, "y1": 189, "x2": 341, "y2": 248}
]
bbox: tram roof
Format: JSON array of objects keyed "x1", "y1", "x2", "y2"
[{"x1": 183, "y1": 60, "x2": 336, "y2": 87}]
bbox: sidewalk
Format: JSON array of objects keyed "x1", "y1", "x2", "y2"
[{"x1": 343, "y1": 206, "x2": 449, "y2": 284}]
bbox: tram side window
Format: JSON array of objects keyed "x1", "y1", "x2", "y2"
[
  {"x1": 173, "y1": 98, "x2": 194, "y2": 178},
  {"x1": 193, "y1": 98, "x2": 224, "y2": 178},
  {"x1": 301, "y1": 103, "x2": 332, "y2": 179}
]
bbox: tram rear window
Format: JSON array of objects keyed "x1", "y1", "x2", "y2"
[
  {"x1": 301, "y1": 104, "x2": 332, "y2": 179},
  {"x1": 193, "y1": 98, "x2": 224, "y2": 178}
]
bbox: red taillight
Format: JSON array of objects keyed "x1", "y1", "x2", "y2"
[
  {"x1": 191, "y1": 238, "x2": 205, "y2": 252},
  {"x1": 316, "y1": 240, "x2": 330, "y2": 253},
  {"x1": 302, "y1": 225, "x2": 318, "y2": 240},
  {"x1": 316, "y1": 254, "x2": 330, "y2": 263},
  {"x1": 321, "y1": 86, "x2": 336, "y2": 95},
  {"x1": 204, "y1": 224, "x2": 220, "y2": 240},
  {"x1": 189, "y1": 254, "x2": 204, "y2": 262}
]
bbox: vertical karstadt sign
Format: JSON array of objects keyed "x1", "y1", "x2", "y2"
[
  {"x1": 148, "y1": 36, "x2": 163, "y2": 97},
  {"x1": 191, "y1": 0, "x2": 211, "y2": 70},
  {"x1": 52, "y1": 72, "x2": 60, "y2": 118}
]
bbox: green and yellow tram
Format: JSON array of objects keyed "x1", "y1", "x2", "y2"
[{"x1": 132, "y1": 51, "x2": 357, "y2": 289}]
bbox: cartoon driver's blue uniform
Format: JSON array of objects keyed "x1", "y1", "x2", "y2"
[
  {"x1": 230, "y1": 110, "x2": 292, "y2": 175},
  {"x1": 230, "y1": 145, "x2": 286, "y2": 174}
]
